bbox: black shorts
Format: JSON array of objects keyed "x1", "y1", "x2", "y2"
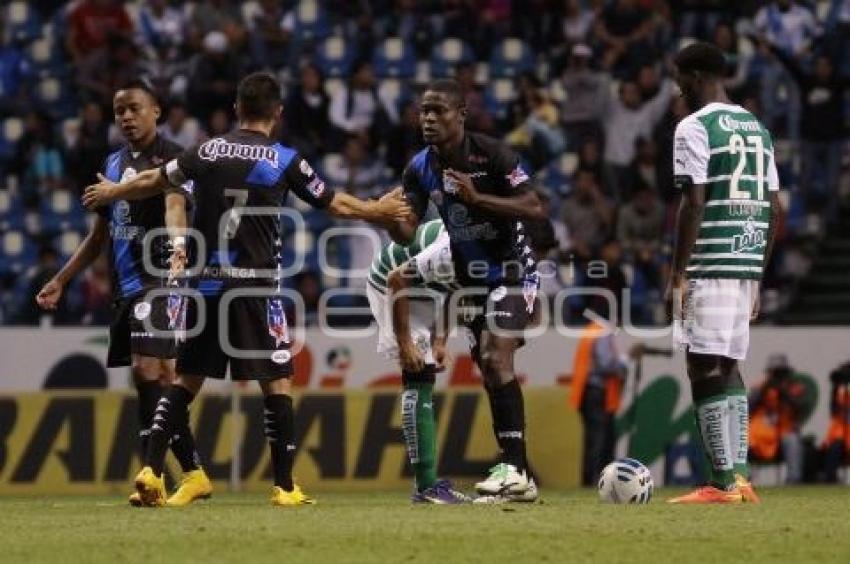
[
  {"x1": 177, "y1": 294, "x2": 292, "y2": 380},
  {"x1": 466, "y1": 284, "x2": 536, "y2": 361},
  {"x1": 107, "y1": 293, "x2": 179, "y2": 367}
]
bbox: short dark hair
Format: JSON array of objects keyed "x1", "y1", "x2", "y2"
[
  {"x1": 675, "y1": 41, "x2": 727, "y2": 76},
  {"x1": 237, "y1": 72, "x2": 282, "y2": 121},
  {"x1": 425, "y1": 78, "x2": 466, "y2": 108},
  {"x1": 117, "y1": 78, "x2": 159, "y2": 105}
]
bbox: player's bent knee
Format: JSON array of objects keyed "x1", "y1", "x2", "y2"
[
  {"x1": 159, "y1": 359, "x2": 178, "y2": 385},
  {"x1": 260, "y1": 377, "x2": 291, "y2": 396},
  {"x1": 479, "y1": 352, "x2": 513, "y2": 387},
  {"x1": 132, "y1": 355, "x2": 162, "y2": 383}
]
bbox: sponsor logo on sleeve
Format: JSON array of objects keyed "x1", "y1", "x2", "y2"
[
  {"x1": 306, "y1": 177, "x2": 326, "y2": 198},
  {"x1": 299, "y1": 159, "x2": 315, "y2": 177},
  {"x1": 506, "y1": 165, "x2": 529, "y2": 188}
]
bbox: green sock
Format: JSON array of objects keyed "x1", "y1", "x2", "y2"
[
  {"x1": 401, "y1": 382, "x2": 437, "y2": 491},
  {"x1": 727, "y1": 388, "x2": 750, "y2": 479},
  {"x1": 694, "y1": 394, "x2": 735, "y2": 488}
]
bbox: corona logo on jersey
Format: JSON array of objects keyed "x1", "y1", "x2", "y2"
[
  {"x1": 0, "y1": 389, "x2": 578, "y2": 494},
  {"x1": 718, "y1": 114, "x2": 761, "y2": 133},
  {"x1": 198, "y1": 138, "x2": 279, "y2": 165}
]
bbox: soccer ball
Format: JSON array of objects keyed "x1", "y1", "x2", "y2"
[{"x1": 597, "y1": 458, "x2": 654, "y2": 504}]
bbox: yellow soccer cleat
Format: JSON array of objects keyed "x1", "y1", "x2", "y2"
[
  {"x1": 735, "y1": 474, "x2": 761, "y2": 504},
  {"x1": 166, "y1": 468, "x2": 213, "y2": 507},
  {"x1": 270, "y1": 485, "x2": 316, "y2": 506},
  {"x1": 134, "y1": 466, "x2": 166, "y2": 507},
  {"x1": 128, "y1": 491, "x2": 142, "y2": 507}
]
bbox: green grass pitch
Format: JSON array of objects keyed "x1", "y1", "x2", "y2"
[{"x1": 1, "y1": 487, "x2": 849, "y2": 563}]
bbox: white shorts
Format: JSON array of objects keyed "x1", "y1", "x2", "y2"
[
  {"x1": 673, "y1": 278, "x2": 758, "y2": 360},
  {"x1": 366, "y1": 232, "x2": 455, "y2": 366},
  {"x1": 366, "y1": 283, "x2": 440, "y2": 365}
]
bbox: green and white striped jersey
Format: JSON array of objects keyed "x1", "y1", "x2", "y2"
[
  {"x1": 673, "y1": 102, "x2": 779, "y2": 280},
  {"x1": 367, "y1": 219, "x2": 455, "y2": 294}
]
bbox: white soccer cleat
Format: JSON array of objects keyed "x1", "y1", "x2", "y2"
[
  {"x1": 473, "y1": 478, "x2": 539, "y2": 504},
  {"x1": 475, "y1": 463, "x2": 530, "y2": 496}
]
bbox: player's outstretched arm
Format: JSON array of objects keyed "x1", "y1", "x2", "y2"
[
  {"x1": 326, "y1": 190, "x2": 412, "y2": 225},
  {"x1": 81, "y1": 169, "x2": 170, "y2": 210},
  {"x1": 446, "y1": 169, "x2": 546, "y2": 220},
  {"x1": 388, "y1": 263, "x2": 424, "y2": 373},
  {"x1": 36, "y1": 215, "x2": 109, "y2": 310},
  {"x1": 666, "y1": 183, "x2": 706, "y2": 308}
]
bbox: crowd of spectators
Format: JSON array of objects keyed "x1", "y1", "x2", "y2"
[{"x1": 1, "y1": 0, "x2": 849, "y2": 326}]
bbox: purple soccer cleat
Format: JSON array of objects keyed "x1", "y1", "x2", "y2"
[{"x1": 411, "y1": 480, "x2": 471, "y2": 504}]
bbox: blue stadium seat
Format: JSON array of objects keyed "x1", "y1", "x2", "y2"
[
  {"x1": 378, "y1": 79, "x2": 411, "y2": 119},
  {"x1": 0, "y1": 117, "x2": 25, "y2": 164},
  {"x1": 429, "y1": 38, "x2": 475, "y2": 78},
  {"x1": 39, "y1": 190, "x2": 87, "y2": 234},
  {"x1": 6, "y1": 1, "x2": 41, "y2": 44},
  {"x1": 35, "y1": 77, "x2": 77, "y2": 119},
  {"x1": 0, "y1": 230, "x2": 37, "y2": 277},
  {"x1": 27, "y1": 34, "x2": 66, "y2": 77},
  {"x1": 489, "y1": 38, "x2": 535, "y2": 78},
  {"x1": 54, "y1": 230, "x2": 83, "y2": 264},
  {"x1": 316, "y1": 36, "x2": 357, "y2": 78},
  {"x1": 0, "y1": 190, "x2": 25, "y2": 232},
  {"x1": 483, "y1": 78, "x2": 517, "y2": 122},
  {"x1": 291, "y1": 0, "x2": 331, "y2": 43},
  {"x1": 372, "y1": 37, "x2": 417, "y2": 79}
]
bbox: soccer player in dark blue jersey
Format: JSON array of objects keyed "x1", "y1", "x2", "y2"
[
  {"x1": 83, "y1": 72, "x2": 410, "y2": 506},
  {"x1": 37, "y1": 81, "x2": 207, "y2": 506},
  {"x1": 388, "y1": 79, "x2": 548, "y2": 500}
]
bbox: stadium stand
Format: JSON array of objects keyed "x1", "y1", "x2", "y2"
[{"x1": 0, "y1": 0, "x2": 848, "y2": 326}]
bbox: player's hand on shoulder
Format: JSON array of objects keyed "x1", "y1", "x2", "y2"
[
  {"x1": 35, "y1": 279, "x2": 63, "y2": 310},
  {"x1": 81, "y1": 173, "x2": 117, "y2": 210},
  {"x1": 377, "y1": 186, "x2": 413, "y2": 222},
  {"x1": 445, "y1": 169, "x2": 479, "y2": 205}
]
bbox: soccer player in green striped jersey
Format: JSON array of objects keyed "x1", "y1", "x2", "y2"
[
  {"x1": 667, "y1": 42, "x2": 782, "y2": 505},
  {"x1": 365, "y1": 217, "x2": 468, "y2": 503}
]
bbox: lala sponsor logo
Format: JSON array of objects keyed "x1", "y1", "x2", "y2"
[{"x1": 731, "y1": 218, "x2": 766, "y2": 254}]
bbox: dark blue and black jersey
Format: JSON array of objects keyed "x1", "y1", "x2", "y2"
[
  {"x1": 161, "y1": 129, "x2": 335, "y2": 295},
  {"x1": 98, "y1": 136, "x2": 183, "y2": 299},
  {"x1": 402, "y1": 132, "x2": 537, "y2": 288}
]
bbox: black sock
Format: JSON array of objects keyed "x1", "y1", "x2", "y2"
[
  {"x1": 484, "y1": 384, "x2": 506, "y2": 460},
  {"x1": 170, "y1": 408, "x2": 200, "y2": 473},
  {"x1": 135, "y1": 381, "x2": 163, "y2": 458},
  {"x1": 490, "y1": 379, "x2": 527, "y2": 472},
  {"x1": 264, "y1": 394, "x2": 295, "y2": 491},
  {"x1": 146, "y1": 385, "x2": 194, "y2": 476}
]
